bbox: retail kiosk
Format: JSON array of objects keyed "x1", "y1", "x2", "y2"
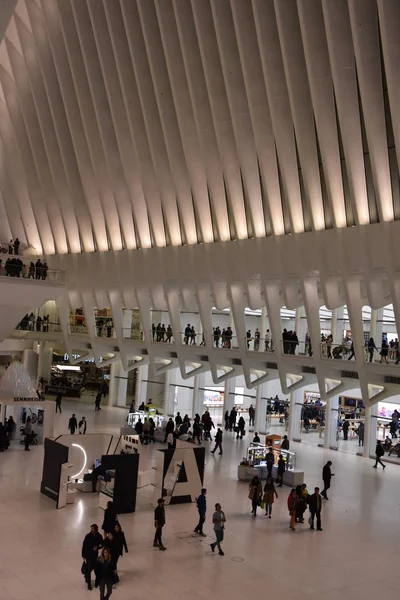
[{"x1": 238, "y1": 442, "x2": 304, "y2": 486}]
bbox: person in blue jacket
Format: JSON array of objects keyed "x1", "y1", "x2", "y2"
[{"x1": 193, "y1": 488, "x2": 207, "y2": 536}]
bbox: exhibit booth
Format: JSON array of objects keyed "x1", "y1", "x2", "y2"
[
  {"x1": 237, "y1": 441, "x2": 304, "y2": 486},
  {"x1": 0, "y1": 361, "x2": 55, "y2": 442},
  {"x1": 41, "y1": 433, "x2": 139, "y2": 511},
  {"x1": 153, "y1": 440, "x2": 205, "y2": 505}
]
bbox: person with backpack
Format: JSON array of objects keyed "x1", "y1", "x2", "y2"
[
  {"x1": 373, "y1": 440, "x2": 386, "y2": 469},
  {"x1": 193, "y1": 488, "x2": 207, "y2": 536}
]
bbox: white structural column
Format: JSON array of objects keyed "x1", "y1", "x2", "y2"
[
  {"x1": 136, "y1": 364, "x2": 149, "y2": 408},
  {"x1": 22, "y1": 349, "x2": 38, "y2": 383},
  {"x1": 295, "y1": 306, "x2": 308, "y2": 351},
  {"x1": 122, "y1": 309, "x2": 133, "y2": 339},
  {"x1": 165, "y1": 369, "x2": 177, "y2": 417},
  {"x1": 260, "y1": 307, "x2": 267, "y2": 342},
  {"x1": 331, "y1": 307, "x2": 344, "y2": 344},
  {"x1": 363, "y1": 403, "x2": 378, "y2": 459},
  {"x1": 43, "y1": 399, "x2": 55, "y2": 439},
  {"x1": 192, "y1": 373, "x2": 205, "y2": 417},
  {"x1": 324, "y1": 395, "x2": 339, "y2": 450},
  {"x1": 255, "y1": 384, "x2": 263, "y2": 432},
  {"x1": 109, "y1": 362, "x2": 128, "y2": 407},
  {"x1": 370, "y1": 308, "x2": 383, "y2": 344},
  {"x1": 288, "y1": 387, "x2": 303, "y2": 442},
  {"x1": 38, "y1": 344, "x2": 53, "y2": 382},
  {"x1": 223, "y1": 376, "x2": 236, "y2": 416}
]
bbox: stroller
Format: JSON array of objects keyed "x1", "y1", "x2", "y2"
[{"x1": 19, "y1": 427, "x2": 38, "y2": 446}]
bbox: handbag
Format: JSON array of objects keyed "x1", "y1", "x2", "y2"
[
  {"x1": 260, "y1": 500, "x2": 265, "y2": 509},
  {"x1": 81, "y1": 560, "x2": 88, "y2": 575}
]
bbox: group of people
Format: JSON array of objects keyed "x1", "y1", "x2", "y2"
[
  {"x1": 0, "y1": 257, "x2": 49, "y2": 279},
  {"x1": 163, "y1": 411, "x2": 224, "y2": 453},
  {"x1": 248, "y1": 461, "x2": 333, "y2": 531},
  {"x1": 245, "y1": 328, "x2": 273, "y2": 351},
  {"x1": 68, "y1": 413, "x2": 87, "y2": 434},
  {"x1": 213, "y1": 326, "x2": 233, "y2": 348},
  {"x1": 81, "y1": 501, "x2": 128, "y2": 597},
  {"x1": 152, "y1": 322, "x2": 173, "y2": 343},
  {"x1": 17, "y1": 312, "x2": 51, "y2": 332},
  {"x1": 96, "y1": 318, "x2": 114, "y2": 338},
  {"x1": 1, "y1": 237, "x2": 21, "y2": 255},
  {"x1": 282, "y1": 329, "x2": 299, "y2": 354},
  {"x1": 183, "y1": 323, "x2": 198, "y2": 345},
  {"x1": 134, "y1": 416, "x2": 156, "y2": 443}
]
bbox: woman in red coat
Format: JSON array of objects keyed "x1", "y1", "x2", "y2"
[{"x1": 287, "y1": 488, "x2": 297, "y2": 531}]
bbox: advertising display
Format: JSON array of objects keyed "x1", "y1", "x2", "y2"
[
  {"x1": 378, "y1": 402, "x2": 400, "y2": 419},
  {"x1": 40, "y1": 438, "x2": 69, "y2": 507}
]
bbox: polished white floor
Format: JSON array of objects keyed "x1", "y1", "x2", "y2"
[{"x1": 1, "y1": 400, "x2": 399, "y2": 600}]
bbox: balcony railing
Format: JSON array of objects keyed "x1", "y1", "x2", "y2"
[
  {"x1": 245, "y1": 336, "x2": 274, "y2": 352},
  {"x1": 16, "y1": 320, "x2": 62, "y2": 333},
  {"x1": 0, "y1": 267, "x2": 65, "y2": 284}
]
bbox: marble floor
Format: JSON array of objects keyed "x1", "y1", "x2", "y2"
[{"x1": 1, "y1": 399, "x2": 400, "y2": 600}]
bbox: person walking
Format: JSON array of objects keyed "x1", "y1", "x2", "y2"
[
  {"x1": 281, "y1": 435, "x2": 289, "y2": 450},
  {"x1": 248, "y1": 404, "x2": 255, "y2": 427},
  {"x1": 82, "y1": 524, "x2": 103, "y2": 590},
  {"x1": 112, "y1": 523, "x2": 128, "y2": 568},
  {"x1": 373, "y1": 440, "x2": 386, "y2": 469},
  {"x1": 266, "y1": 447, "x2": 275, "y2": 478},
  {"x1": 79, "y1": 417, "x2": 87, "y2": 434},
  {"x1": 211, "y1": 428, "x2": 223, "y2": 455},
  {"x1": 94, "y1": 548, "x2": 117, "y2": 600},
  {"x1": 321, "y1": 461, "x2": 334, "y2": 499},
  {"x1": 263, "y1": 476, "x2": 278, "y2": 518},
  {"x1": 248, "y1": 475, "x2": 262, "y2": 516},
  {"x1": 276, "y1": 454, "x2": 286, "y2": 487},
  {"x1": 102, "y1": 501, "x2": 118, "y2": 537},
  {"x1": 193, "y1": 418, "x2": 202, "y2": 445},
  {"x1": 6, "y1": 415, "x2": 15, "y2": 441},
  {"x1": 308, "y1": 487, "x2": 323, "y2": 530},
  {"x1": 342, "y1": 419, "x2": 350, "y2": 441},
  {"x1": 357, "y1": 422, "x2": 365, "y2": 446},
  {"x1": 237, "y1": 415, "x2": 245, "y2": 439},
  {"x1": 224, "y1": 411, "x2": 229, "y2": 431},
  {"x1": 68, "y1": 413, "x2": 78, "y2": 434},
  {"x1": 287, "y1": 488, "x2": 297, "y2": 531},
  {"x1": 24, "y1": 416, "x2": 33, "y2": 451},
  {"x1": 380, "y1": 339, "x2": 389, "y2": 364},
  {"x1": 210, "y1": 503, "x2": 226, "y2": 556},
  {"x1": 95, "y1": 391, "x2": 102, "y2": 411},
  {"x1": 154, "y1": 497, "x2": 167, "y2": 550},
  {"x1": 367, "y1": 337, "x2": 377, "y2": 363},
  {"x1": 194, "y1": 488, "x2": 207, "y2": 536},
  {"x1": 55, "y1": 393, "x2": 62, "y2": 413}
]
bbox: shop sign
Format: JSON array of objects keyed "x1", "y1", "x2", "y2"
[{"x1": 14, "y1": 396, "x2": 45, "y2": 402}]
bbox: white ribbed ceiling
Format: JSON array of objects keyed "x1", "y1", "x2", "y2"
[{"x1": 0, "y1": 0, "x2": 399, "y2": 256}]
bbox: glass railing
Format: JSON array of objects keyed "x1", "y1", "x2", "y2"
[
  {"x1": 0, "y1": 266, "x2": 65, "y2": 283},
  {"x1": 15, "y1": 320, "x2": 62, "y2": 333},
  {"x1": 281, "y1": 340, "x2": 311, "y2": 356},
  {"x1": 181, "y1": 332, "x2": 206, "y2": 346},
  {"x1": 122, "y1": 328, "x2": 144, "y2": 341},
  {"x1": 212, "y1": 334, "x2": 239, "y2": 349},
  {"x1": 0, "y1": 241, "x2": 40, "y2": 259},
  {"x1": 150, "y1": 328, "x2": 175, "y2": 343},
  {"x1": 364, "y1": 345, "x2": 399, "y2": 365},
  {"x1": 94, "y1": 323, "x2": 115, "y2": 338},
  {"x1": 320, "y1": 342, "x2": 354, "y2": 360},
  {"x1": 69, "y1": 324, "x2": 89, "y2": 335},
  {"x1": 245, "y1": 336, "x2": 275, "y2": 352}
]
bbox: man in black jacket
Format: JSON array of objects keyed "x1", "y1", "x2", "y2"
[
  {"x1": 373, "y1": 440, "x2": 386, "y2": 469},
  {"x1": 82, "y1": 524, "x2": 103, "y2": 590},
  {"x1": 321, "y1": 461, "x2": 334, "y2": 499},
  {"x1": 154, "y1": 498, "x2": 167, "y2": 550},
  {"x1": 211, "y1": 428, "x2": 223, "y2": 455},
  {"x1": 308, "y1": 487, "x2": 323, "y2": 530},
  {"x1": 194, "y1": 488, "x2": 207, "y2": 536},
  {"x1": 68, "y1": 414, "x2": 77, "y2": 434}
]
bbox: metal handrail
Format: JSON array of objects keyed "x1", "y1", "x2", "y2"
[{"x1": 16, "y1": 320, "x2": 63, "y2": 333}]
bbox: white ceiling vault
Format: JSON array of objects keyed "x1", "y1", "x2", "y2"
[{"x1": 0, "y1": 0, "x2": 399, "y2": 256}]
